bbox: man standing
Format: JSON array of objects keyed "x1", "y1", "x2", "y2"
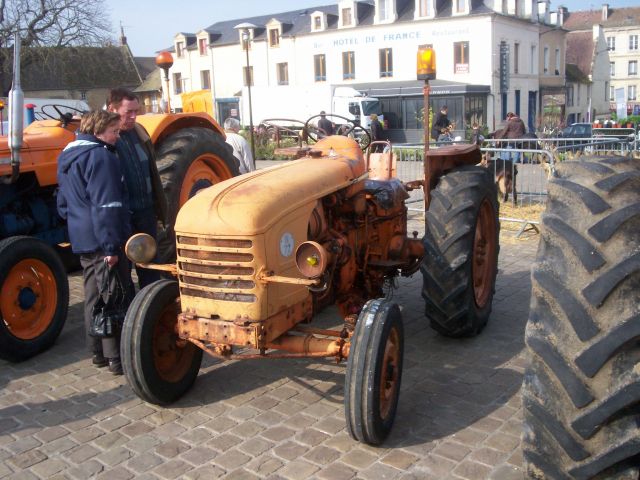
[
  {"x1": 431, "y1": 105, "x2": 452, "y2": 141},
  {"x1": 317, "y1": 111, "x2": 334, "y2": 136},
  {"x1": 223, "y1": 117, "x2": 255, "y2": 174},
  {"x1": 107, "y1": 88, "x2": 167, "y2": 289}
]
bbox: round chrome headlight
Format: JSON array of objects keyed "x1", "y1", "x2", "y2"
[{"x1": 125, "y1": 233, "x2": 157, "y2": 263}]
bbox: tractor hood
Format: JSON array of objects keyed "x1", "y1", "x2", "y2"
[{"x1": 175, "y1": 138, "x2": 366, "y2": 237}]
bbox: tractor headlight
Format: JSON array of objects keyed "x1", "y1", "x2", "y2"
[{"x1": 125, "y1": 233, "x2": 157, "y2": 264}]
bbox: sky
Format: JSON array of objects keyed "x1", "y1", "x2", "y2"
[{"x1": 105, "y1": 0, "x2": 640, "y2": 57}]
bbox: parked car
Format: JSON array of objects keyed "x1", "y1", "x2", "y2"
[{"x1": 559, "y1": 122, "x2": 592, "y2": 138}]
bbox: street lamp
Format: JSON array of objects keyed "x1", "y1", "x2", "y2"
[
  {"x1": 156, "y1": 51, "x2": 174, "y2": 113},
  {"x1": 234, "y1": 22, "x2": 257, "y2": 163},
  {"x1": 417, "y1": 45, "x2": 436, "y2": 209}
]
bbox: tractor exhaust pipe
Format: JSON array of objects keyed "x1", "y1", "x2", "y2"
[{"x1": 4, "y1": 34, "x2": 24, "y2": 185}]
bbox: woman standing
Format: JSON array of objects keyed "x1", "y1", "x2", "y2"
[{"x1": 57, "y1": 110, "x2": 134, "y2": 375}]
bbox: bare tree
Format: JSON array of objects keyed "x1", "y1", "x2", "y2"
[
  {"x1": 0, "y1": 0, "x2": 115, "y2": 94},
  {"x1": 1, "y1": 0, "x2": 113, "y2": 47}
]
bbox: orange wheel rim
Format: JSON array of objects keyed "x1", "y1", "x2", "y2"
[
  {"x1": 379, "y1": 325, "x2": 401, "y2": 420},
  {"x1": 472, "y1": 199, "x2": 498, "y2": 308},
  {"x1": 179, "y1": 154, "x2": 232, "y2": 206},
  {"x1": 0, "y1": 259, "x2": 57, "y2": 340},
  {"x1": 152, "y1": 297, "x2": 196, "y2": 382}
]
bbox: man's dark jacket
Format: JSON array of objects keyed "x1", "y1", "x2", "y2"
[
  {"x1": 131, "y1": 123, "x2": 168, "y2": 225},
  {"x1": 57, "y1": 134, "x2": 131, "y2": 255}
]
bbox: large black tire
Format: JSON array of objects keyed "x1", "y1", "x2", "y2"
[
  {"x1": 421, "y1": 166, "x2": 500, "y2": 337},
  {"x1": 155, "y1": 128, "x2": 240, "y2": 263},
  {"x1": 121, "y1": 280, "x2": 203, "y2": 405},
  {"x1": 345, "y1": 299, "x2": 404, "y2": 445},
  {"x1": 0, "y1": 236, "x2": 68, "y2": 362},
  {"x1": 522, "y1": 156, "x2": 640, "y2": 480}
]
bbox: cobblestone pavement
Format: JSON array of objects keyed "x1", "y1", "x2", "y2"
[{"x1": 0, "y1": 212, "x2": 539, "y2": 480}]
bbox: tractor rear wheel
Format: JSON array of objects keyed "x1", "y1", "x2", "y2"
[
  {"x1": 0, "y1": 236, "x2": 68, "y2": 362},
  {"x1": 155, "y1": 128, "x2": 240, "y2": 263},
  {"x1": 421, "y1": 166, "x2": 499, "y2": 337},
  {"x1": 345, "y1": 299, "x2": 404, "y2": 445},
  {"x1": 121, "y1": 279, "x2": 203, "y2": 405},
  {"x1": 522, "y1": 156, "x2": 640, "y2": 479}
]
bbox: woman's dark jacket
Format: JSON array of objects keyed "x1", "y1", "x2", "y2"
[{"x1": 57, "y1": 134, "x2": 131, "y2": 255}]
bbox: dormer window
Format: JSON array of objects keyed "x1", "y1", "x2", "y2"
[
  {"x1": 454, "y1": 0, "x2": 467, "y2": 15},
  {"x1": 416, "y1": 0, "x2": 433, "y2": 18},
  {"x1": 314, "y1": 16, "x2": 322, "y2": 29},
  {"x1": 342, "y1": 8, "x2": 353, "y2": 26},
  {"x1": 376, "y1": 0, "x2": 397, "y2": 23},
  {"x1": 269, "y1": 28, "x2": 280, "y2": 47},
  {"x1": 176, "y1": 41, "x2": 185, "y2": 58},
  {"x1": 198, "y1": 38, "x2": 207, "y2": 55},
  {"x1": 311, "y1": 11, "x2": 327, "y2": 32}
]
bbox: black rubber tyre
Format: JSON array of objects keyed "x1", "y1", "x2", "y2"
[
  {"x1": 522, "y1": 156, "x2": 640, "y2": 480},
  {"x1": 0, "y1": 236, "x2": 68, "y2": 362},
  {"x1": 121, "y1": 279, "x2": 203, "y2": 405},
  {"x1": 155, "y1": 128, "x2": 240, "y2": 263},
  {"x1": 345, "y1": 299, "x2": 404, "y2": 445},
  {"x1": 421, "y1": 166, "x2": 500, "y2": 337}
]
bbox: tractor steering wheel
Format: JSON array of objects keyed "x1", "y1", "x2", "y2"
[
  {"x1": 40, "y1": 104, "x2": 85, "y2": 122},
  {"x1": 304, "y1": 113, "x2": 372, "y2": 151}
]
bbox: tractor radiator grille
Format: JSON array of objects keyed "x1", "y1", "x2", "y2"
[{"x1": 176, "y1": 235, "x2": 257, "y2": 303}]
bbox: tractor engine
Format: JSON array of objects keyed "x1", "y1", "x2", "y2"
[{"x1": 303, "y1": 176, "x2": 423, "y2": 317}]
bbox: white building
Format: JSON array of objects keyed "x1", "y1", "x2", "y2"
[
  {"x1": 563, "y1": 4, "x2": 640, "y2": 120},
  {"x1": 166, "y1": 0, "x2": 567, "y2": 141}
]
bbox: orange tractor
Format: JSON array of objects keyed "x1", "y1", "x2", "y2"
[
  {"x1": 0, "y1": 42, "x2": 239, "y2": 362},
  {"x1": 121, "y1": 47, "x2": 500, "y2": 445}
]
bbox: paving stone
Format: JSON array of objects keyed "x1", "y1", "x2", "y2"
[
  {"x1": 7, "y1": 449, "x2": 47, "y2": 469},
  {"x1": 295, "y1": 428, "x2": 329, "y2": 446},
  {"x1": 126, "y1": 451, "x2": 163, "y2": 473},
  {"x1": 152, "y1": 459, "x2": 193, "y2": 479},
  {"x1": 155, "y1": 438, "x2": 191, "y2": 458},
  {"x1": 180, "y1": 446, "x2": 217, "y2": 465},
  {"x1": 315, "y1": 462, "x2": 357, "y2": 480},
  {"x1": 273, "y1": 441, "x2": 309, "y2": 461},
  {"x1": 380, "y1": 450, "x2": 419, "y2": 470},
  {"x1": 277, "y1": 459, "x2": 320, "y2": 480},
  {"x1": 183, "y1": 465, "x2": 226, "y2": 479},
  {"x1": 340, "y1": 449, "x2": 378, "y2": 469},
  {"x1": 358, "y1": 462, "x2": 402, "y2": 480},
  {"x1": 213, "y1": 448, "x2": 252, "y2": 470},
  {"x1": 237, "y1": 437, "x2": 274, "y2": 457},
  {"x1": 245, "y1": 454, "x2": 283, "y2": 476},
  {"x1": 66, "y1": 459, "x2": 105, "y2": 479}
]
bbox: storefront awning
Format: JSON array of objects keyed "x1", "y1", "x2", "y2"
[{"x1": 349, "y1": 80, "x2": 490, "y2": 97}]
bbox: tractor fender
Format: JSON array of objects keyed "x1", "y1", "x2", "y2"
[{"x1": 135, "y1": 112, "x2": 225, "y2": 146}]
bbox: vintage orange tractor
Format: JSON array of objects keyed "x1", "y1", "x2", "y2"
[
  {"x1": 0, "y1": 41, "x2": 239, "y2": 362},
  {"x1": 121, "y1": 47, "x2": 500, "y2": 445}
]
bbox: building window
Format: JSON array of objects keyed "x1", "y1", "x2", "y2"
[
  {"x1": 605, "y1": 81, "x2": 609, "y2": 101},
  {"x1": 610, "y1": 62, "x2": 616, "y2": 76},
  {"x1": 630, "y1": 35, "x2": 639, "y2": 51},
  {"x1": 342, "y1": 7, "x2": 352, "y2": 26},
  {"x1": 314, "y1": 54, "x2": 326, "y2": 82},
  {"x1": 269, "y1": 28, "x2": 280, "y2": 47},
  {"x1": 607, "y1": 36, "x2": 616, "y2": 51},
  {"x1": 628, "y1": 85, "x2": 637, "y2": 101},
  {"x1": 567, "y1": 86, "x2": 574, "y2": 107},
  {"x1": 456, "y1": 0, "x2": 465, "y2": 13},
  {"x1": 243, "y1": 66, "x2": 253, "y2": 87},
  {"x1": 530, "y1": 45, "x2": 536, "y2": 74},
  {"x1": 610, "y1": 84, "x2": 615, "y2": 101},
  {"x1": 418, "y1": 0, "x2": 431, "y2": 16},
  {"x1": 314, "y1": 16, "x2": 322, "y2": 30},
  {"x1": 176, "y1": 41, "x2": 185, "y2": 58},
  {"x1": 514, "y1": 43, "x2": 519, "y2": 74},
  {"x1": 379, "y1": 48, "x2": 393, "y2": 78},
  {"x1": 80, "y1": 91, "x2": 87, "y2": 100},
  {"x1": 515, "y1": 89, "x2": 520, "y2": 116},
  {"x1": 543, "y1": 46, "x2": 549, "y2": 74},
  {"x1": 277, "y1": 62, "x2": 289, "y2": 85},
  {"x1": 198, "y1": 38, "x2": 207, "y2": 55},
  {"x1": 555, "y1": 48, "x2": 560, "y2": 75},
  {"x1": 629, "y1": 60, "x2": 638, "y2": 75},
  {"x1": 173, "y1": 72, "x2": 182, "y2": 94},
  {"x1": 343, "y1": 51, "x2": 356, "y2": 79},
  {"x1": 201, "y1": 70, "x2": 211, "y2": 90},
  {"x1": 379, "y1": 0, "x2": 390, "y2": 20},
  {"x1": 454, "y1": 41, "x2": 469, "y2": 74}
]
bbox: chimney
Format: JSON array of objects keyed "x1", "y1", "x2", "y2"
[
  {"x1": 602, "y1": 3, "x2": 609, "y2": 21},
  {"x1": 558, "y1": 6, "x2": 567, "y2": 26}
]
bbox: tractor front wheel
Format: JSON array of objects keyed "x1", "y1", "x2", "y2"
[
  {"x1": 0, "y1": 236, "x2": 68, "y2": 362},
  {"x1": 121, "y1": 279, "x2": 203, "y2": 405},
  {"x1": 345, "y1": 299, "x2": 404, "y2": 445},
  {"x1": 421, "y1": 166, "x2": 500, "y2": 337}
]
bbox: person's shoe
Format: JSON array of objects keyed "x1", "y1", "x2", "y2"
[
  {"x1": 108, "y1": 358, "x2": 123, "y2": 375},
  {"x1": 92, "y1": 353, "x2": 108, "y2": 368}
]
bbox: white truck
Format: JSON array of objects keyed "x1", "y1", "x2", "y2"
[{"x1": 240, "y1": 85, "x2": 383, "y2": 130}]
